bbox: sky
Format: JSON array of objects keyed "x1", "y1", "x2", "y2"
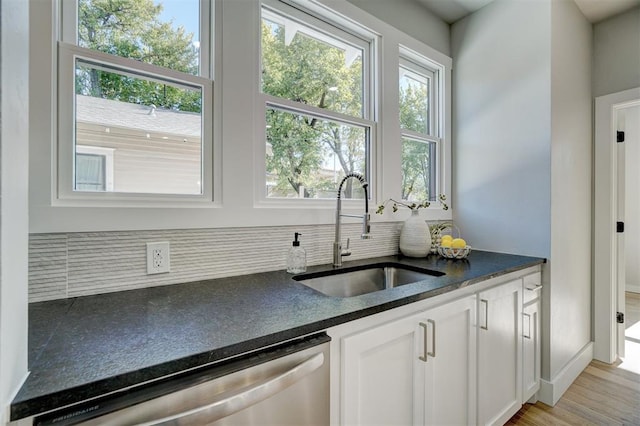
[{"x1": 156, "y1": 0, "x2": 200, "y2": 43}]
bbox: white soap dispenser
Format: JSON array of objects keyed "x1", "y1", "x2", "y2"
[{"x1": 287, "y1": 232, "x2": 307, "y2": 274}]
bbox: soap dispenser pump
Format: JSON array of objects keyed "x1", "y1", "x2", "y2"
[{"x1": 287, "y1": 232, "x2": 307, "y2": 274}]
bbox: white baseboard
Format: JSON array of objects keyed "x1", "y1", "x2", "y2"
[
  {"x1": 626, "y1": 284, "x2": 640, "y2": 294},
  {"x1": 538, "y1": 342, "x2": 593, "y2": 406}
]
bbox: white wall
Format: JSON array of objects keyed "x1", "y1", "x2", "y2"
[
  {"x1": 346, "y1": 0, "x2": 450, "y2": 56},
  {"x1": 452, "y1": 0, "x2": 593, "y2": 403},
  {"x1": 549, "y1": 0, "x2": 593, "y2": 382},
  {"x1": 593, "y1": 6, "x2": 640, "y2": 97},
  {"x1": 451, "y1": 0, "x2": 552, "y2": 259},
  {"x1": 0, "y1": 0, "x2": 30, "y2": 422},
  {"x1": 624, "y1": 105, "x2": 640, "y2": 293}
]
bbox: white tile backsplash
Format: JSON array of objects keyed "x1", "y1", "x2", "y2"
[{"x1": 29, "y1": 222, "x2": 402, "y2": 302}]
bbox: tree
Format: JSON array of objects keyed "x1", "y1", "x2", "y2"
[
  {"x1": 261, "y1": 21, "x2": 365, "y2": 198},
  {"x1": 76, "y1": 0, "x2": 200, "y2": 112}
]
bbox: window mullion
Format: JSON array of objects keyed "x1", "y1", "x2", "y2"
[
  {"x1": 263, "y1": 94, "x2": 374, "y2": 129},
  {"x1": 60, "y1": 43, "x2": 209, "y2": 88},
  {"x1": 401, "y1": 129, "x2": 441, "y2": 144},
  {"x1": 60, "y1": 0, "x2": 77, "y2": 44}
]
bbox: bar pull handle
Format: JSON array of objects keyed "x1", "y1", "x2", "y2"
[
  {"x1": 427, "y1": 319, "x2": 436, "y2": 358},
  {"x1": 480, "y1": 299, "x2": 489, "y2": 330},
  {"x1": 419, "y1": 322, "x2": 428, "y2": 362},
  {"x1": 523, "y1": 313, "x2": 532, "y2": 339},
  {"x1": 136, "y1": 353, "x2": 325, "y2": 425},
  {"x1": 525, "y1": 283, "x2": 542, "y2": 291}
]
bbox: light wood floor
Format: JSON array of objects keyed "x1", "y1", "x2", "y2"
[{"x1": 506, "y1": 292, "x2": 640, "y2": 426}]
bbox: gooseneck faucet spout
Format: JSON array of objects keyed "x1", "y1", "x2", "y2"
[{"x1": 333, "y1": 172, "x2": 372, "y2": 267}]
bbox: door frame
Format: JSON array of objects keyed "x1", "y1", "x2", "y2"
[{"x1": 594, "y1": 87, "x2": 640, "y2": 363}]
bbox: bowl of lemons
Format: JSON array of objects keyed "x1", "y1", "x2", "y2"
[{"x1": 437, "y1": 234, "x2": 471, "y2": 259}]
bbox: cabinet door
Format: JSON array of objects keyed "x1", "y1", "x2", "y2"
[
  {"x1": 423, "y1": 295, "x2": 477, "y2": 426},
  {"x1": 522, "y1": 299, "x2": 541, "y2": 402},
  {"x1": 341, "y1": 312, "x2": 425, "y2": 425},
  {"x1": 477, "y1": 280, "x2": 523, "y2": 426}
]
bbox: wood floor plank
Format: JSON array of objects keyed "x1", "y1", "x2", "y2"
[
  {"x1": 509, "y1": 360, "x2": 640, "y2": 425},
  {"x1": 509, "y1": 294, "x2": 640, "y2": 425}
]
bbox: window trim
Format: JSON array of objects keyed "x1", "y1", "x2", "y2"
[{"x1": 29, "y1": 0, "x2": 452, "y2": 232}]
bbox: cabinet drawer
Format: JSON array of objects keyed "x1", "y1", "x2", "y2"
[{"x1": 523, "y1": 273, "x2": 542, "y2": 303}]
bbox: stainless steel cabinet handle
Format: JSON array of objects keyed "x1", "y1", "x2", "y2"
[
  {"x1": 419, "y1": 322, "x2": 428, "y2": 362},
  {"x1": 137, "y1": 352, "x2": 325, "y2": 426},
  {"x1": 523, "y1": 313, "x2": 531, "y2": 339},
  {"x1": 480, "y1": 299, "x2": 489, "y2": 330},
  {"x1": 525, "y1": 283, "x2": 542, "y2": 291},
  {"x1": 427, "y1": 319, "x2": 436, "y2": 358}
]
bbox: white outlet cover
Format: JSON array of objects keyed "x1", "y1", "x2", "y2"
[{"x1": 147, "y1": 241, "x2": 170, "y2": 274}]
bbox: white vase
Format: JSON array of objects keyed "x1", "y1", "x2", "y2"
[{"x1": 399, "y1": 210, "x2": 432, "y2": 257}]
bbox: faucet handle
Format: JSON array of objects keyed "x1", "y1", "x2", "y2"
[{"x1": 342, "y1": 238, "x2": 352, "y2": 257}]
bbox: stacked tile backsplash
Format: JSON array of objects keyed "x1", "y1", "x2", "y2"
[{"x1": 28, "y1": 222, "x2": 403, "y2": 302}]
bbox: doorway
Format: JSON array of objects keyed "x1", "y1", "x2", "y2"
[
  {"x1": 619, "y1": 102, "x2": 640, "y2": 373},
  {"x1": 594, "y1": 87, "x2": 640, "y2": 364}
]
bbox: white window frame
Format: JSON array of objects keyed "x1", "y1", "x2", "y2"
[
  {"x1": 399, "y1": 45, "x2": 446, "y2": 203},
  {"x1": 56, "y1": 0, "x2": 214, "y2": 205},
  {"x1": 30, "y1": 0, "x2": 451, "y2": 232},
  {"x1": 255, "y1": 0, "x2": 378, "y2": 207}
]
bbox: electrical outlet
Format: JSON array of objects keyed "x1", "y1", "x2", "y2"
[{"x1": 147, "y1": 241, "x2": 170, "y2": 274}]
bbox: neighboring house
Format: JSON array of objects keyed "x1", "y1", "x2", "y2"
[{"x1": 75, "y1": 95, "x2": 202, "y2": 195}]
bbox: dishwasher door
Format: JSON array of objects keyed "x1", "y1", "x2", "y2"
[{"x1": 35, "y1": 334, "x2": 330, "y2": 426}]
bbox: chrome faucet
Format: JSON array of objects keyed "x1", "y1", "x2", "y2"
[{"x1": 333, "y1": 172, "x2": 372, "y2": 267}]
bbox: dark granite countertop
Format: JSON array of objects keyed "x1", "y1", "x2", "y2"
[{"x1": 11, "y1": 250, "x2": 544, "y2": 421}]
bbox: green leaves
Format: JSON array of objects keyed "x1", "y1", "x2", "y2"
[
  {"x1": 77, "y1": 0, "x2": 199, "y2": 112},
  {"x1": 376, "y1": 195, "x2": 447, "y2": 214},
  {"x1": 262, "y1": 18, "x2": 366, "y2": 198}
]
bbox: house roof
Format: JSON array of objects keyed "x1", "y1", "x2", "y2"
[{"x1": 76, "y1": 95, "x2": 201, "y2": 137}]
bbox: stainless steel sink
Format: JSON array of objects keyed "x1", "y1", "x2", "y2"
[{"x1": 293, "y1": 264, "x2": 444, "y2": 298}]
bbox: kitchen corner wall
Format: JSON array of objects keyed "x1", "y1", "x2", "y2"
[
  {"x1": 29, "y1": 222, "x2": 402, "y2": 303},
  {"x1": 452, "y1": 0, "x2": 592, "y2": 405}
]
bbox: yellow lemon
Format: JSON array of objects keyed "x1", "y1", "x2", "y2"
[
  {"x1": 440, "y1": 239, "x2": 453, "y2": 248},
  {"x1": 441, "y1": 234, "x2": 453, "y2": 243},
  {"x1": 451, "y1": 238, "x2": 467, "y2": 249}
]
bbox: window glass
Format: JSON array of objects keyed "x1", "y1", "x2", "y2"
[
  {"x1": 75, "y1": 59, "x2": 203, "y2": 195},
  {"x1": 399, "y1": 54, "x2": 440, "y2": 203},
  {"x1": 266, "y1": 108, "x2": 367, "y2": 199},
  {"x1": 401, "y1": 137, "x2": 435, "y2": 202},
  {"x1": 261, "y1": 9, "x2": 364, "y2": 118},
  {"x1": 75, "y1": 153, "x2": 106, "y2": 191},
  {"x1": 78, "y1": 0, "x2": 200, "y2": 75},
  {"x1": 399, "y1": 66, "x2": 430, "y2": 134}
]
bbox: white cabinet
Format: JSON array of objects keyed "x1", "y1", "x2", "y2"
[
  {"x1": 522, "y1": 273, "x2": 542, "y2": 402},
  {"x1": 423, "y1": 296, "x2": 477, "y2": 426},
  {"x1": 341, "y1": 311, "x2": 423, "y2": 425},
  {"x1": 340, "y1": 295, "x2": 477, "y2": 425},
  {"x1": 330, "y1": 265, "x2": 543, "y2": 426},
  {"x1": 477, "y1": 279, "x2": 523, "y2": 426}
]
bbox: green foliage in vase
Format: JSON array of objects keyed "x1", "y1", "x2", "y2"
[{"x1": 376, "y1": 194, "x2": 448, "y2": 215}]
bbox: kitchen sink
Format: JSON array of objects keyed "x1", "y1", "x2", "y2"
[{"x1": 293, "y1": 264, "x2": 444, "y2": 298}]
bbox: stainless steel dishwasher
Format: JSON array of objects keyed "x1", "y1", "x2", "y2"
[{"x1": 35, "y1": 334, "x2": 330, "y2": 426}]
